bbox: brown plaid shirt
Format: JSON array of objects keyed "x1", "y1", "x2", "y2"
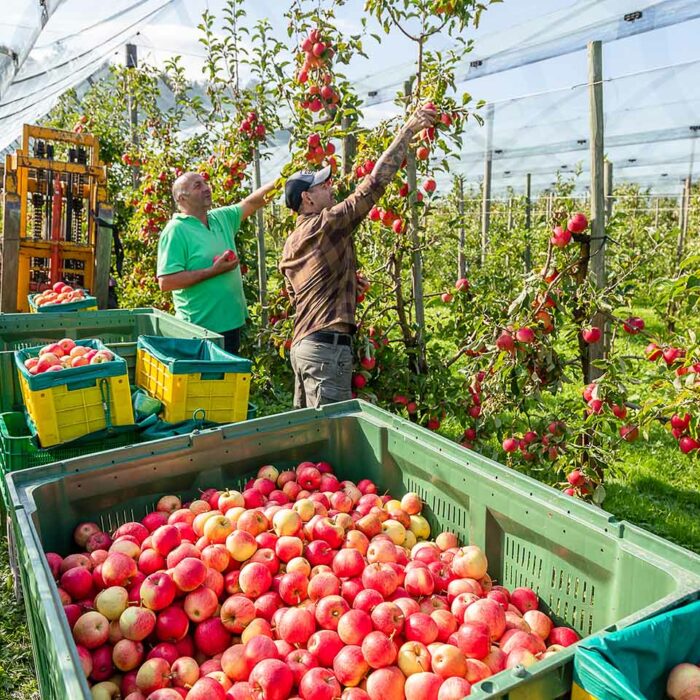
[{"x1": 280, "y1": 173, "x2": 385, "y2": 345}]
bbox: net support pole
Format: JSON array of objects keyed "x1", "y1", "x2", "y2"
[
  {"x1": 677, "y1": 176, "x2": 691, "y2": 267},
  {"x1": 524, "y1": 173, "x2": 532, "y2": 272},
  {"x1": 253, "y1": 147, "x2": 267, "y2": 327},
  {"x1": 481, "y1": 104, "x2": 494, "y2": 267},
  {"x1": 126, "y1": 43, "x2": 139, "y2": 188},
  {"x1": 404, "y1": 80, "x2": 426, "y2": 370},
  {"x1": 604, "y1": 161, "x2": 614, "y2": 221},
  {"x1": 588, "y1": 40, "x2": 607, "y2": 381},
  {"x1": 457, "y1": 176, "x2": 466, "y2": 279}
]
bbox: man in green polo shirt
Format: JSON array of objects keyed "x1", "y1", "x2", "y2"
[{"x1": 157, "y1": 171, "x2": 276, "y2": 354}]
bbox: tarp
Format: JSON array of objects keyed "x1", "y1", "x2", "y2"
[
  {"x1": 137, "y1": 336, "x2": 252, "y2": 375},
  {"x1": 572, "y1": 599, "x2": 700, "y2": 700}
]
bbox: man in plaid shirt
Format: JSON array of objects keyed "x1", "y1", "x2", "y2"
[{"x1": 280, "y1": 104, "x2": 438, "y2": 408}]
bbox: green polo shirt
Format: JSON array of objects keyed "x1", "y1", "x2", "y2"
[{"x1": 157, "y1": 205, "x2": 247, "y2": 333}]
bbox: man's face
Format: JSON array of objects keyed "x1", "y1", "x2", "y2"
[
  {"x1": 178, "y1": 173, "x2": 212, "y2": 211},
  {"x1": 304, "y1": 177, "x2": 334, "y2": 211}
]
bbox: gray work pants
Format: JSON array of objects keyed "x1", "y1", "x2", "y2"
[{"x1": 290, "y1": 338, "x2": 353, "y2": 409}]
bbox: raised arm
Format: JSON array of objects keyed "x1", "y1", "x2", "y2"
[
  {"x1": 325, "y1": 105, "x2": 438, "y2": 230},
  {"x1": 239, "y1": 179, "x2": 279, "y2": 221}
]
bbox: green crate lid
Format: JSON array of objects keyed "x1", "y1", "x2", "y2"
[
  {"x1": 137, "y1": 335, "x2": 251, "y2": 375},
  {"x1": 14, "y1": 338, "x2": 128, "y2": 390}
]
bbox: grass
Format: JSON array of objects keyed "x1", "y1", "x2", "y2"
[
  {"x1": 605, "y1": 425, "x2": 700, "y2": 553},
  {"x1": 0, "y1": 525, "x2": 39, "y2": 699}
]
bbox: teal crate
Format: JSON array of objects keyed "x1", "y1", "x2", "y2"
[
  {"x1": 28, "y1": 293, "x2": 98, "y2": 313},
  {"x1": 6, "y1": 400, "x2": 700, "y2": 700},
  {"x1": 0, "y1": 308, "x2": 223, "y2": 413}
]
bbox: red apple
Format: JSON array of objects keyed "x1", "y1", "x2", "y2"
[
  {"x1": 73, "y1": 611, "x2": 110, "y2": 649},
  {"x1": 334, "y1": 645, "x2": 370, "y2": 687},
  {"x1": 510, "y1": 587, "x2": 538, "y2": 614},
  {"x1": 155, "y1": 606, "x2": 189, "y2": 642},
  {"x1": 365, "y1": 666, "x2": 405, "y2": 700},
  {"x1": 249, "y1": 659, "x2": 294, "y2": 700},
  {"x1": 119, "y1": 606, "x2": 156, "y2": 642},
  {"x1": 405, "y1": 671, "x2": 443, "y2": 700},
  {"x1": 299, "y1": 667, "x2": 341, "y2": 700},
  {"x1": 278, "y1": 607, "x2": 316, "y2": 646}
]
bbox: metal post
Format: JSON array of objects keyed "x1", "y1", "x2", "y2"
[
  {"x1": 654, "y1": 197, "x2": 660, "y2": 229},
  {"x1": 126, "y1": 44, "x2": 139, "y2": 187},
  {"x1": 481, "y1": 104, "x2": 494, "y2": 267},
  {"x1": 94, "y1": 201, "x2": 113, "y2": 309},
  {"x1": 507, "y1": 196, "x2": 513, "y2": 232},
  {"x1": 604, "y1": 161, "x2": 613, "y2": 220},
  {"x1": 457, "y1": 176, "x2": 466, "y2": 279},
  {"x1": 524, "y1": 173, "x2": 532, "y2": 272},
  {"x1": 588, "y1": 40, "x2": 607, "y2": 381},
  {"x1": 0, "y1": 155, "x2": 20, "y2": 312},
  {"x1": 677, "y1": 176, "x2": 691, "y2": 267},
  {"x1": 253, "y1": 147, "x2": 267, "y2": 326},
  {"x1": 341, "y1": 115, "x2": 357, "y2": 177},
  {"x1": 404, "y1": 79, "x2": 425, "y2": 369}
]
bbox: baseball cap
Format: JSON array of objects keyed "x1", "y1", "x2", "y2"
[{"x1": 284, "y1": 165, "x2": 332, "y2": 211}]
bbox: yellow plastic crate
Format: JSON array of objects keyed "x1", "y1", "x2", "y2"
[
  {"x1": 15, "y1": 340, "x2": 134, "y2": 447},
  {"x1": 135, "y1": 336, "x2": 251, "y2": 424},
  {"x1": 571, "y1": 684, "x2": 596, "y2": 700}
]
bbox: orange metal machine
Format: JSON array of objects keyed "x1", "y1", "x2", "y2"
[{"x1": 0, "y1": 125, "x2": 113, "y2": 311}]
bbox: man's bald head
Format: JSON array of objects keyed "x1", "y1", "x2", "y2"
[
  {"x1": 172, "y1": 172, "x2": 212, "y2": 217},
  {"x1": 172, "y1": 172, "x2": 199, "y2": 206}
]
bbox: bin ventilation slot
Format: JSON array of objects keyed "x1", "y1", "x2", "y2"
[
  {"x1": 503, "y1": 534, "x2": 596, "y2": 635},
  {"x1": 405, "y1": 475, "x2": 469, "y2": 537},
  {"x1": 101, "y1": 508, "x2": 145, "y2": 532}
]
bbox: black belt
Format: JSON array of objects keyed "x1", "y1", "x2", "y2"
[{"x1": 305, "y1": 331, "x2": 353, "y2": 346}]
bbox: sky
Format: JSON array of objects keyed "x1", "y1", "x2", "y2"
[{"x1": 6, "y1": 0, "x2": 700, "y2": 195}]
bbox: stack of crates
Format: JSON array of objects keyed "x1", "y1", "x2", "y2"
[
  {"x1": 0, "y1": 308, "x2": 223, "y2": 414},
  {"x1": 135, "y1": 335, "x2": 252, "y2": 424},
  {"x1": 0, "y1": 309, "x2": 224, "y2": 509}
]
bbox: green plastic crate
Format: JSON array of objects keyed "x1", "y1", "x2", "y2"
[
  {"x1": 0, "y1": 411, "x2": 140, "y2": 511},
  {"x1": 6, "y1": 400, "x2": 700, "y2": 700},
  {"x1": 0, "y1": 308, "x2": 224, "y2": 413}
]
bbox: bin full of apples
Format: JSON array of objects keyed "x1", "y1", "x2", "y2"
[{"x1": 48, "y1": 461, "x2": 581, "y2": 699}]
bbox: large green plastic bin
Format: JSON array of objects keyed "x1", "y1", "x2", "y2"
[
  {"x1": 0, "y1": 308, "x2": 223, "y2": 413},
  {"x1": 6, "y1": 400, "x2": 700, "y2": 700}
]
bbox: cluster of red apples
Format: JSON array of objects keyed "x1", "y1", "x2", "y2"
[
  {"x1": 23, "y1": 339, "x2": 114, "y2": 375},
  {"x1": 48, "y1": 462, "x2": 580, "y2": 700},
  {"x1": 33, "y1": 281, "x2": 87, "y2": 308},
  {"x1": 297, "y1": 29, "x2": 339, "y2": 113}
]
